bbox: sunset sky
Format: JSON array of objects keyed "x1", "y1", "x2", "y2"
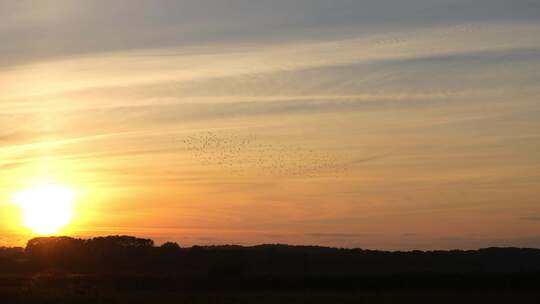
[{"x1": 1, "y1": 0, "x2": 539, "y2": 250}]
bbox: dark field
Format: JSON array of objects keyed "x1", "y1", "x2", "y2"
[
  {"x1": 1, "y1": 236, "x2": 540, "y2": 303},
  {"x1": 2, "y1": 274, "x2": 540, "y2": 303}
]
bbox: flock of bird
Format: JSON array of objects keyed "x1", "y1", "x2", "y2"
[{"x1": 181, "y1": 131, "x2": 355, "y2": 178}]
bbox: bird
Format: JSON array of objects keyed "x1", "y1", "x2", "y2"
[{"x1": 180, "y1": 131, "x2": 363, "y2": 179}]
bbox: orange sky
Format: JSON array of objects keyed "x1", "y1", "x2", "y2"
[{"x1": 1, "y1": 1, "x2": 539, "y2": 250}]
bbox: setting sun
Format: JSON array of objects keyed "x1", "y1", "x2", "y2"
[{"x1": 12, "y1": 185, "x2": 77, "y2": 235}]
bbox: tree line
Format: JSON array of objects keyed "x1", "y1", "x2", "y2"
[{"x1": 1, "y1": 235, "x2": 539, "y2": 280}]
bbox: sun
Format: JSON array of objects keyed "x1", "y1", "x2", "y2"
[{"x1": 12, "y1": 184, "x2": 77, "y2": 235}]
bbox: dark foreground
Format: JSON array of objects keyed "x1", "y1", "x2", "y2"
[
  {"x1": 1, "y1": 274, "x2": 540, "y2": 303},
  {"x1": 1, "y1": 236, "x2": 540, "y2": 303}
]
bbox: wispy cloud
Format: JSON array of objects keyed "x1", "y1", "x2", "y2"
[{"x1": 522, "y1": 216, "x2": 540, "y2": 222}]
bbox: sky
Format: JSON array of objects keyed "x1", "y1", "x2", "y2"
[{"x1": 1, "y1": 0, "x2": 539, "y2": 250}]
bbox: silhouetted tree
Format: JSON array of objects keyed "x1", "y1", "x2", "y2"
[
  {"x1": 26, "y1": 237, "x2": 86, "y2": 269},
  {"x1": 160, "y1": 242, "x2": 181, "y2": 250},
  {"x1": 13, "y1": 235, "x2": 540, "y2": 280},
  {"x1": 88, "y1": 235, "x2": 154, "y2": 249}
]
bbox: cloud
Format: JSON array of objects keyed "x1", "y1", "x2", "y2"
[
  {"x1": 2, "y1": 0, "x2": 539, "y2": 68},
  {"x1": 521, "y1": 216, "x2": 540, "y2": 222},
  {"x1": 306, "y1": 233, "x2": 377, "y2": 239},
  {"x1": 4, "y1": 22, "x2": 540, "y2": 120},
  {"x1": 0, "y1": 131, "x2": 31, "y2": 145}
]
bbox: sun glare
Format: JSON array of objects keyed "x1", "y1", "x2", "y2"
[{"x1": 12, "y1": 185, "x2": 76, "y2": 235}]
